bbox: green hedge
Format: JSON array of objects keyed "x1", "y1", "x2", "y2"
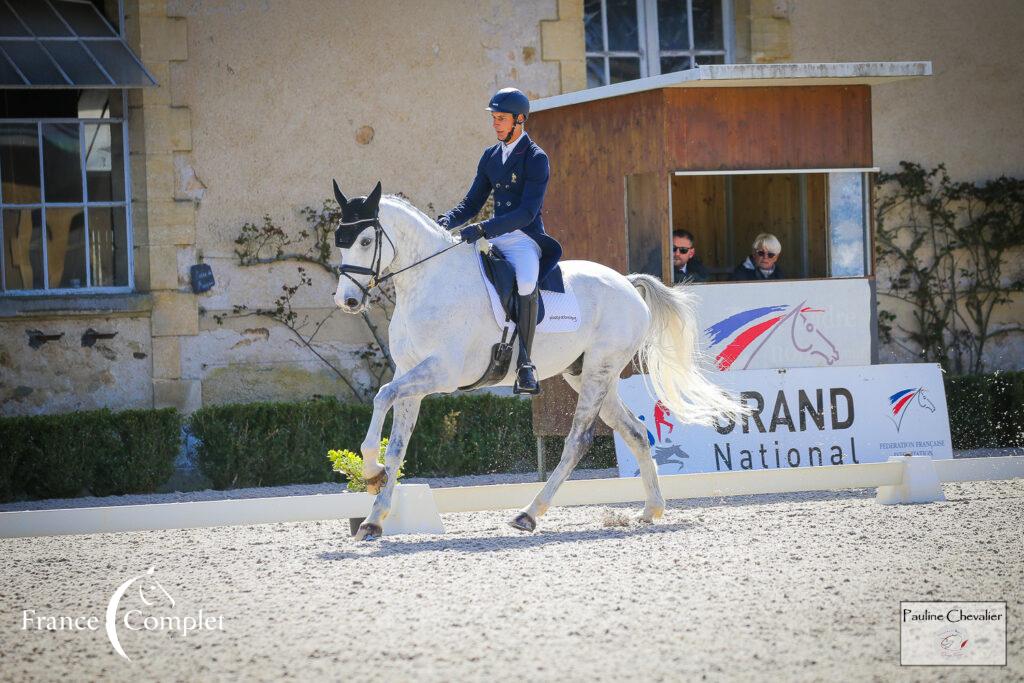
[
  {"x1": 944, "y1": 371, "x2": 1024, "y2": 450},
  {"x1": 0, "y1": 408, "x2": 180, "y2": 503},
  {"x1": 187, "y1": 394, "x2": 616, "y2": 490},
  {"x1": 188, "y1": 397, "x2": 372, "y2": 489}
]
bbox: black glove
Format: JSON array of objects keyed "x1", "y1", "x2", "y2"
[
  {"x1": 436, "y1": 215, "x2": 450, "y2": 228},
  {"x1": 459, "y1": 223, "x2": 485, "y2": 244}
]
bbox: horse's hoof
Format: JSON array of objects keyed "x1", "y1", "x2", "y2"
[
  {"x1": 508, "y1": 512, "x2": 537, "y2": 532},
  {"x1": 354, "y1": 522, "x2": 383, "y2": 541},
  {"x1": 641, "y1": 505, "x2": 665, "y2": 523},
  {"x1": 364, "y1": 470, "x2": 387, "y2": 495}
]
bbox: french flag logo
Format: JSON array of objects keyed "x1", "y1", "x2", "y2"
[
  {"x1": 887, "y1": 387, "x2": 936, "y2": 431},
  {"x1": 704, "y1": 305, "x2": 788, "y2": 371}
]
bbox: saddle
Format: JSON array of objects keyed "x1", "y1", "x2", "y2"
[{"x1": 458, "y1": 247, "x2": 545, "y2": 391}]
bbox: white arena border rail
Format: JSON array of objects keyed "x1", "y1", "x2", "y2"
[{"x1": 1, "y1": 455, "x2": 1021, "y2": 539}]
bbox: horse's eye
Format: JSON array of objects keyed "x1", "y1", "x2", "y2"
[{"x1": 360, "y1": 237, "x2": 372, "y2": 247}]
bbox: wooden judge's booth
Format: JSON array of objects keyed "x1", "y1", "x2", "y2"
[{"x1": 524, "y1": 62, "x2": 931, "y2": 470}]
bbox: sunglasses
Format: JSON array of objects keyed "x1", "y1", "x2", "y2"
[
  {"x1": 756, "y1": 250, "x2": 777, "y2": 258},
  {"x1": 672, "y1": 246, "x2": 691, "y2": 254}
]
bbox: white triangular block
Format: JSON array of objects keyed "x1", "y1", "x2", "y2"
[
  {"x1": 381, "y1": 484, "x2": 445, "y2": 535},
  {"x1": 876, "y1": 455, "x2": 946, "y2": 505}
]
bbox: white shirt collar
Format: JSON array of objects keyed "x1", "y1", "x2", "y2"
[{"x1": 501, "y1": 130, "x2": 526, "y2": 162}]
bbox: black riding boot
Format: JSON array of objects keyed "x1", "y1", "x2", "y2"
[{"x1": 513, "y1": 289, "x2": 540, "y2": 395}]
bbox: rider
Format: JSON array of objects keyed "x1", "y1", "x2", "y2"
[{"x1": 437, "y1": 87, "x2": 562, "y2": 395}]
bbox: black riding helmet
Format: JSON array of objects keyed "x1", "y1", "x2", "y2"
[{"x1": 486, "y1": 88, "x2": 530, "y2": 143}]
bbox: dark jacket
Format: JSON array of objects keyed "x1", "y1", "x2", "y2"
[
  {"x1": 673, "y1": 256, "x2": 710, "y2": 284},
  {"x1": 441, "y1": 132, "x2": 563, "y2": 292},
  {"x1": 729, "y1": 256, "x2": 785, "y2": 281}
]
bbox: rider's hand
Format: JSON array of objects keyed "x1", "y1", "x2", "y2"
[
  {"x1": 460, "y1": 223, "x2": 485, "y2": 244},
  {"x1": 436, "y1": 215, "x2": 450, "y2": 228}
]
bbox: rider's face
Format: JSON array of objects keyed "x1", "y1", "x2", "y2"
[{"x1": 491, "y1": 112, "x2": 516, "y2": 139}]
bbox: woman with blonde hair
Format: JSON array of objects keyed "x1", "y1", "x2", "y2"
[{"x1": 730, "y1": 233, "x2": 785, "y2": 280}]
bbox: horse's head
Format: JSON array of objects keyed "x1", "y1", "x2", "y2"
[
  {"x1": 789, "y1": 306, "x2": 839, "y2": 365},
  {"x1": 332, "y1": 179, "x2": 395, "y2": 313}
]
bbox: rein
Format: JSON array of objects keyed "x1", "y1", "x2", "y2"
[{"x1": 336, "y1": 214, "x2": 464, "y2": 298}]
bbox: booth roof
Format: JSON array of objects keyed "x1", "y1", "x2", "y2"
[{"x1": 531, "y1": 62, "x2": 931, "y2": 113}]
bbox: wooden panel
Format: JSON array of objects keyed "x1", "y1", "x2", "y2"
[
  {"x1": 527, "y1": 91, "x2": 666, "y2": 273},
  {"x1": 806, "y1": 174, "x2": 829, "y2": 279},
  {"x1": 665, "y1": 86, "x2": 872, "y2": 171},
  {"x1": 671, "y1": 174, "x2": 727, "y2": 276},
  {"x1": 626, "y1": 172, "x2": 666, "y2": 278}
]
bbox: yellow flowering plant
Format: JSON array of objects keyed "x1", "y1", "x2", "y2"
[{"x1": 326, "y1": 438, "x2": 402, "y2": 492}]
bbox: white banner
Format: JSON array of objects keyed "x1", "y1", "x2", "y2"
[
  {"x1": 691, "y1": 278, "x2": 872, "y2": 371},
  {"x1": 614, "y1": 363, "x2": 953, "y2": 477}
]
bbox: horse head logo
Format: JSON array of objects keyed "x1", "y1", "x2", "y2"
[
  {"x1": 105, "y1": 566, "x2": 175, "y2": 661},
  {"x1": 888, "y1": 387, "x2": 936, "y2": 432},
  {"x1": 788, "y1": 305, "x2": 839, "y2": 365},
  {"x1": 937, "y1": 627, "x2": 969, "y2": 659}
]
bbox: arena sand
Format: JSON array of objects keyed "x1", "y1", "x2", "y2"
[{"x1": 1, "y1": 476, "x2": 1020, "y2": 682}]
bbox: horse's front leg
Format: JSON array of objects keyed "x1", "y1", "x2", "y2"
[
  {"x1": 354, "y1": 397, "x2": 422, "y2": 540},
  {"x1": 359, "y1": 357, "x2": 448, "y2": 490}
]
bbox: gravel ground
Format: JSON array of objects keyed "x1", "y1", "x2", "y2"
[{"x1": 1, "y1": 479, "x2": 1020, "y2": 682}]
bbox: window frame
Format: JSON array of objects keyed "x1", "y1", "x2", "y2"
[
  {"x1": 585, "y1": 0, "x2": 735, "y2": 86},
  {"x1": 1, "y1": 88, "x2": 135, "y2": 296},
  {"x1": 669, "y1": 168, "x2": 878, "y2": 282}
]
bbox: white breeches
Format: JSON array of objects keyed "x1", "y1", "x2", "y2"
[{"x1": 490, "y1": 230, "x2": 541, "y2": 295}]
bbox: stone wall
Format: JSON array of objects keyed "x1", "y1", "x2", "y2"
[{"x1": 0, "y1": 310, "x2": 152, "y2": 415}]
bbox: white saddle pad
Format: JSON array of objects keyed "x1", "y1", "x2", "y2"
[{"x1": 476, "y1": 255, "x2": 581, "y2": 334}]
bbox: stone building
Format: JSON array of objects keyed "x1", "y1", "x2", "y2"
[{"x1": 2, "y1": 0, "x2": 1021, "y2": 416}]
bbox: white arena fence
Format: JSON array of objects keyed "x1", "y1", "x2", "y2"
[{"x1": 1, "y1": 455, "x2": 1021, "y2": 539}]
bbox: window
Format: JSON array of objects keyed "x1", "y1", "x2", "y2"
[
  {"x1": 1, "y1": 89, "x2": 132, "y2": 293},
  {"x1": 585, "y1": 0, "x2": 732, "y2": 87},
  {"x1": 666, "y1": 170, "x2": 874, "y2": 282},
  {"x1": 0, "y1": 1, "x2": 148, "y2": 295}
]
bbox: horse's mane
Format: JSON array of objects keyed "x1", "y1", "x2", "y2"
[{"x1": 381, "y1": 194, "x2": 456, "y2": 244}]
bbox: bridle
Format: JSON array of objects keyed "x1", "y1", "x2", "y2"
[
  {"x1": 335, "y1": 214, "x2": 393, "y2": 300},
  {"x1": 335, "y1": 210, "x2": 465, "y2": 301}
]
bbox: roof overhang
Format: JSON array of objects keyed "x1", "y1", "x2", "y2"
[
  {"x1": 0, "y1": 0, "x2": 157, "y2": 89},
  {"x1": 531, "y1": 61, "x2": 932, "y2": 113}
]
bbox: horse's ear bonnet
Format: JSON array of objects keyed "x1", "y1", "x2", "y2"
[{"x1": 334, "y1": 180, "x2": 383, "y2": 248}]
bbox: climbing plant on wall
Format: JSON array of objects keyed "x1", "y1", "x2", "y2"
[
  {"x1": 875, "y1": 162, "x2": 1024, "y2": 375},
  {"x1": 211, "y1": 199, "x2": 395, "y2": 403}
]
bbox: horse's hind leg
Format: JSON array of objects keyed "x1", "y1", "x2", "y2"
[
  {"x1": 510, "y1": 367, "x2": 613, "y2": 532},
  {"x1": 599, "y1": 392, "x2": 665, "y2": 522}
]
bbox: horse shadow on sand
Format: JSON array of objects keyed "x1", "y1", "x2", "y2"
[{"x1": 318, "y1": 520, "x2": 695, "y2": 560}]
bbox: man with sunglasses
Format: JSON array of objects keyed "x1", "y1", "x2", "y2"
[
  {"x1": 671, "y1": 229, "x2": 709, "y2": 283},
  {"x1": 730, "y1": 233, "x2": 786, "y2": 281}
]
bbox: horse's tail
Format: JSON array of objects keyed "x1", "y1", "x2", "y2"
[{"x1": 627, "y1": 274, "x2": 747, "y2": 427}]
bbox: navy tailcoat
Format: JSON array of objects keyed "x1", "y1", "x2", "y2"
[{"x1": 441, "y1": 133, "x2": 564, "y2": 292}]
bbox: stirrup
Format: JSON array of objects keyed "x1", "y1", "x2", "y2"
[{"x1": 513, "y1": 362, "x2": 540, "y2": 395}]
